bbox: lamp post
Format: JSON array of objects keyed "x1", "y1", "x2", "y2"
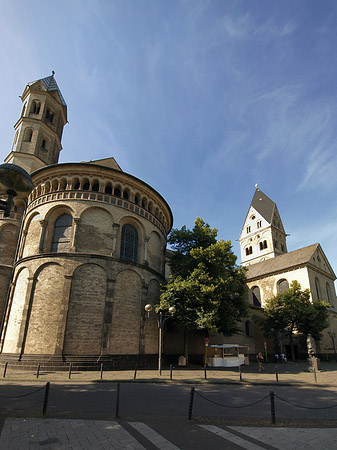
[
  {"x1": 328, "y1": 331, "x2": 337, "y2": 363},
  {"x1": 144, "y1": 304, "x2": 176, "y2": 375},
  {"x1": 0, "y1": 164, "x2": 33, "y2": 217}
]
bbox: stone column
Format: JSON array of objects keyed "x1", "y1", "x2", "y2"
[
  {"x1": 17, "y1": 229, "x2": 27, "y2": 259},
  {"x1": 100, "y1": 278, "x2": 115, "y2": 355},
  {"x1": 55, "y1": 274, "x2": 73, "y2": 357},
  {"x1": 139, "y1": 283, "x2": 149, "y2": 355},
  {"x1": 69, "y1": 218, "x2": 80, "y2": 252},
  {"x1": 38, "y1": 220, "x2": 47, "y2": 253},
  {"x1": 17, "y1": 276, "x2": 35, "y2": 358},
  {"x1": 111, "y1": 223, "x2": 120, "y2": 255},
  {"x1": 143, "y1": 236, "x2": 150, "y2": 265}
]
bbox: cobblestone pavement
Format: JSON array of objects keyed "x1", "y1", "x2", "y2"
[
  {"x1": 0, "y1": 417, "x2": 336, "y2": 449},
  {"x1": 1, "y1": 360, "x2": 337, "y2": 386}
]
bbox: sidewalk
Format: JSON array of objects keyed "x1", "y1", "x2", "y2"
[{"x1": 0, "y1": 360, "x2": 336, "y2": 386}]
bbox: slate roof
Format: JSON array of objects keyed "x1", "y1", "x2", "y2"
[
  {"x1": 28, "y1": 73, "x2": 66, "y2": 106},
  {"x1": 250, "y1": 188, "x2": 276, "y2": 223},
  {"x1": 246, "y1": 243, "x2": 322, "y2": 280}
]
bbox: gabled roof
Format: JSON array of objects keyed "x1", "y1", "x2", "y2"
[
  {"x1": 250, "y1": 188, "x2": 276, "y2": 223},
  {"x1": 28, "y1": 73, "x2": 66, "y2": 106},
  {"x1": 246, "y1": 243, "x2": 336, "y2": 280}
]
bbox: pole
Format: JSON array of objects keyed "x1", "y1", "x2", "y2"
[
  {"x1": 115, "y1": 382, "x2": 120, "y2": 418},
  {"x1": 270, "y1": 391, "x2": 276, "y2": 424},
  {"x1": 158, "y1": 312, "x2": 163, "y2": 376},
  {"x1": 188, "y1": 387, "x2": 195, "y2": 420},
  {"x1": 275, "y1": 366, "x2": 279, "y2": 383},
  {"x1": 3, "y1": 362, "x2": 8, "y2": 378},
  {"x1": 36, "y1": 364, "x2": 40, "y2": 379},
  {"x1": 42, "y1": 382, "x2": 50, "y2": 415},
  {"x1": 100, "y1": 363, "x2": 103, "y2": 380}
]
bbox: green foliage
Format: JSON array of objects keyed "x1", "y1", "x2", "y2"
[
  {"x1": 253, "y1": 280, "x2": 329, "y2": 341},
  {"x1": 159, "y1": 217, "x2": 248, "y2": 336}
]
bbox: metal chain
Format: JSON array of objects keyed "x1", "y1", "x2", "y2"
[
  {"x1": 194, "y1": 390, "x2": 270, "y2": 409},
  {"x1": 0, "y1": 386, "x2": 46, "y2": 399},
  {"x1": 273, "y1": 393, "x2": 337, "y2": 410}
]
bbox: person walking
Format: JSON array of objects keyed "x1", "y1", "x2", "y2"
[{"x1": 256, "y1": 352, "x2": 265, "y2": 372}]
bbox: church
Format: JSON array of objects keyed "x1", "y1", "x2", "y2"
[{"x1": 0, "y1": 74, "x2": 336, "y2": 368}]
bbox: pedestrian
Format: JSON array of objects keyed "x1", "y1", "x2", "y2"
[
  {"x1": 280, "y1": 353, "x2": 287, "y2": 363},
  {"x1": 274, "y1": 353, "x2": 279, "y2": 363},
  {"x1": 256, "y1": 352, "x2": 265, "y2": 372}
]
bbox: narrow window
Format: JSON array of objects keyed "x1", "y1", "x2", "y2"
[
  {"x1": 246, "y1": 225, "x2": 251, "y2": 233},
  {"x1": 252, "y1": 286, "x2": 261, "y2": 307},
  {"x1": 315, "y1": 278, "x2": 321, "y2": 300},
  {"x1": 24, "y1": 128, "x2": 33, "y2": 142},
  {"x1": 257, "y1": 220, "x2": 262, "y2": 228},
  {"x1": 278, "y1": 279, "x2": 289, "y2": 293},
  {"x1": 120, "y1": 224, "x2": 138, "y2": 262},
  {"x1": 51, "y1": 214, "x2": 72, "y2": 252},
  {"x1": 259, "y1": 240, "x2": 267, "y2": 250},
  {"x1": 83, "y1": 182, "x2": 90, "y2": 190},
  {"x1": 326, "y1": 283, "x2": 331, "y2": 304},
  {"x1": 92, "y1": 183, "x2": 99, "y2": 192},
  {"x1": 114, "y1": 187, "x2": 121, "y2": 197},
  {"x1": 105, "y1": 185, "x2": 112, "y2": 194}
]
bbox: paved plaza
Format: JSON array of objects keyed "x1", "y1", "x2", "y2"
[
  {"x1": 1, "y1": 361, "x2": 337, "y2": 449},
  {"x1": 0, "y1": 417, "x2": 336, "y2": 449}
]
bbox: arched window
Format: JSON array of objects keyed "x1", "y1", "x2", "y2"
[
  {"x1": 259, "y1": 240, "x2": 267, "y2": 250},
  {"x1": 105, "y1": 184, "x2": 112, "y2": 194},
  {"x1": 315, "y1": 278, "x2": 321, "y2": 300},
  {"x1": 277, "y1": 279, "x2": 289, "y2": 293},
  {"x1": 252, "y1": 286, "x2": 261, "y2": 307},
  {"x1": 245, "y1": 246, "x2": 253, "y2": 256},
  {"x1": 92, "y1": 182, "x2": 99, "y2": 192},
  {"x1": 51, "y1": 214, "x2": 72, "y2": 252},
  {"x1": 83, "y1": 181, "x2": 90, "y2": 190},
  {"x1": 123, "y1": 190, "x2": 129, "y2": 200},
  {"x1": 114, "y1": 187, "x2": 121, "y2": 197},
  {"x1": 31, "y1": 100, "x2": 41, "y2": 114},
  {"x1": 24, "y1": 128, "x2": 33, "y2": 142},
  {"x1": 120, "y1": 224, "x2": 138, "y2": 262},
  {"x1": 46, "y1": 108, "x2": 54, "y2": 123},
  {"x1": 245, "y1": 320, "x2": 251, "y2": 337},
  {"x1": 326, "y1": 283, "x2": 331, "y2": 304}
]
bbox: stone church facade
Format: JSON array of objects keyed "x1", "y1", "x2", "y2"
[
  {"x1": 1, "y1": 74, "x2": 337, "y2": 367},
  {"x1": 0, "y1": 74, "x2": 172, "y2": 367}
]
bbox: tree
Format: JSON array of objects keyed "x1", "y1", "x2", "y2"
[
  {"x1": 254, "y1": 281, "x2": 329, "y2": 360},
  {"x1": 159, "y1": 217, "x2": 248, "y2": 361}
]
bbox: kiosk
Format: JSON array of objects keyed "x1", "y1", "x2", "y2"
[{"x1": 207, "y1": 344, "x2": 249, "y2": 367}]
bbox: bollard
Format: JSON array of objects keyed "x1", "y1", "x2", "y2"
[
  {"x1": 170, "y1": 365, "x2": 173, "y2": 380},
  {"x1": 100, "y1": 363, "x2": 103, "y2": 380},
  {"x1": 204, "y1": 366, "x2": 207, "y2": 380},
  {"x1": 115, "y1": 382, "x2": 120, "y2": 418},
  {"x1": 188, "y1": 387, "x2": 195, "y2": 420},
  {"x1": 3, "y1": 362, "x2": 8, "y2": 378},
  {"x1": 275, "y1": 366, "x2": 279, "y2": 383},
  {"x1": 134, "y1": 365, "x2": 137, "y2": 380},
  {"x1": 239, "y1": 365, "x2": 242, "y2": 382},
  {"x1": 36, "y1": 364, "x2": 41, "y2": 379},
  {"x1": 313, "y1": 368, "x2": 317, "y2": 384},
  {"x1": 270, "y1": 391, "x2": 276, "y2": 424},
  {"x1": 68, "y1": 363, "x2": 72, "y2": 379},
  {"x1": 42, "y1": 382, "x2": 50, "y2": 415}
]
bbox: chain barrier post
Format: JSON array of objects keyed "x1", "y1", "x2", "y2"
[
  {"x1": 270, "y1": 391, "x2": 276, "y2": 424},
  {"x1": 68, "y1": 363, "x2": 72, "y2": 379},
  {"x1": 313, "y1": 368, "x2": 317, "y2": 384},
  {"x1": 3, "y1": 362, "x2": 8, "y2": 378},
  {"x1": 188, "y1": 387, "x2": 195, "y2": 420},
  {"x1": 170, "y1": 365, "x2": 173, "y2": 380},
  {"x1": 115, "y1": 382, "x2": 120, "y2": 418},
  {"x1": 204, "y1": 366, "x2": 207, "y2": 380},
  {"x1": 133, "y1": 364, "x2": 137, "y2": 380},
  {"x1": 239, "y1": 365, "x2": 242, "y2": 382},
  {"x1": 36, "y1": 364, "x2": 40, "y2": 379},
  {"x1": 100, "y1": 363, "x2": 103, "y2": 380},
  {"x1": 42, "y1": 382, "x2": 50, "y2": 415},
  {"x1": 275, "y1": 366, "x2": 279, "y2": 383}
]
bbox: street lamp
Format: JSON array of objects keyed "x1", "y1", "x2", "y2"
[
  {"x1": 0, "y1": 164, "x2": 33, "y2": 217},
  {"x1": 328, "y1": 331, "x2": 337, "y2": 363},
  {"x1": 144, "y1": 304, "x2": 176, "y2": 375}
]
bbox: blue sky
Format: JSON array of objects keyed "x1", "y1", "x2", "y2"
[{"x1": 1, "y1": 0, "x2": 337, "y2": 273}]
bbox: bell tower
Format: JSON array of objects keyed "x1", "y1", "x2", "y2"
[
  {"x1": 239, "y1": 187, "x2": 288, "y2": 266},
  {"x1": 5, "y1": 72, "x2": 67, "y2": 174}
]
